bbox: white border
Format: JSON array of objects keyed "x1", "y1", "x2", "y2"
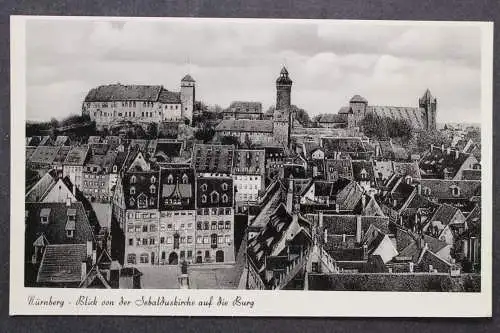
[{"x1": 10, "y1": 16, "x2": 493, "y2": 317}]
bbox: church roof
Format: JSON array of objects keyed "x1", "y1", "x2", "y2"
[
  {"x1": 420, "y1": 89, "x2": 435, "y2": 102},
  {"x1": 350, "y1": 95, "x2": 368, "y2": 104},
  {"x1": 280, "y1": 66, "x2": 288, "y2": 75},
  {"x1": 157, "y1": 90, "x2": 181, "y2": 104},
  {"x1": 276, "y1": 67, "x2": 293, "y2": 85},
  {"x1": 181, "y1": 74, "x2": 195, "y2": 82},
  {"x1": 367, "y1": 105, "x2": 426, "y2": 129},
  {"x1": 84, "y1": 84, "x2": 163, "y2": 102}
]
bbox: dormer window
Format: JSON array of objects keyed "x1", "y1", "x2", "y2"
[
  {"x1": 450, "y1": 186, "x2": 461, "y2": 197},
  {"x1": 150, "y1": 185, "x2": 156, "y2": 194},
  {"x1": 167, "y1": 174, "x2": 173, "y2": 184},
  {"x1": 130, "y1": 175, "x2": 136, "y2": 184},
  {"x1": 137, "y1": 194, "x2": 147, "y2": 209},
  {"x1": 113, "y1": 165, "x2": 118, "y2": 173},
  {"x1": 151, "y1": 176, "x2": 156, "y2": 184},
  {"x1": 222, "y1": 194, "x2": 228, "y2": 204},
  {"x1": 210, "y1": 191, "x2": 219, "y2": 204},
  {"x1": 130, "y1": 186, "x2": 136, "y2": 195},
  {"x1": 201, "y1": 195, "x2": 207, "y2": 203},
  {"x1": 423, "y1": 187, "x2": 431, "y2": 196},
  {"x1": 221, "y1": 183, "x2": 228, "y2": 191},
  {"x1": 201, "y1": 184, "x2": 208, "y2": 192},
  {"x1": 40, "y1": 208, "x2": 51, "y2": 224},
  {"x1": 66, "y1": 230, "x2": 74, "y2": 238},
  {"x1": 182, "y1": 174, "x2": 188, "y2": 184}
]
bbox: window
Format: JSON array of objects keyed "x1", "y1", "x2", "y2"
[
  {"x1": 167, "y1": 224, "x2": 172, "y2": 229},
  {"x1": 204, "y1": 222, "x2": 209, "y2": 230},
  {"x1": 137, "y1": 195, "x2": 147, "y2": 209},
  {"x1": 150, "y1": 238, "x2": 155, "y2": 245},
  {"x1": 196, "y1": 236, "x2": 203, "y2": 244},
  {"x1": 225, "y1": 235, "x2": 231, "y2": 244},
  {"x1": 201, "y1": 184, "x2": 207, "y2": 192},
  {"x1": 203, "y1": 236, "x2": 209, "y2": 244},
  {"x1": 187, "y1": 250, "x2": 192, "y2": 258},
  {"x1": 211, "y1": 222, "x2": 217, "y2": 230},
  {"x1": 180, "y1": 236, "x2": 186, "y2": 244},
  {"x1": 222, "y1": 183, "x2": 228, "y2": 191},
  {"x1": 127, "y1": 224, "x2": 134, "y2": 232},
  {"x1": 180, "y1": 251, "x2": 185, "y2": 259},
  {"x1": 218, "y1": 221, "x2": 224, "y2": 230},
  {"x1": 451, "y1": 186, "x2": 461, "y2": 197},
  {"x1": 187, "y1": 223, "x2": 193, "y2": 229},
  {"x1": 127, "y1": 254, "x2": 137, "y2": 264},
  {"x1": 218, "y1": 236, "x2": 224, "y2": 244},
  {"x1": 66, "y1": 230, "x2": 74, "y2": 238},
  {"x1": 129, "y1": 239, "x2": 133, "y2": 246},
  {"x1": 182, "y1": 174, "x2": 188, "y2": 184},
  {"x1": 130, "y1": 176, "x2": 136, "y2": 184},
  {"x1": 187, "y1": 236, "x2": 193, "y2": 244},
  {"x1": 160, "y1": 237, "x2": 165, "y2": 244},
  {"x1": 201, "y1": 195, "x2": 207, "y2": 203},
  {"x1": 167, "y1": 237, "x2": 173, "y2": 244},
  {"x1": 211, "y1": 192, "x2": 219, "y2": 203},
  {"x1": 222, "y1": 194, "x2": 228, "y2": 204},
  {"x1": 151, "y1": 176, "x2": 156, "y2": 184},
  {"x1": 136, "y1": 238, "x2": 141, "y2": 246},
  {"x1": 225, "y1": 208, "x2": 231, "y2": 215},
  {"x1": 197, "y1": 222, "x2": 202, "y2": 230},
  {"x1": 142, "y1": 225, "x2": 148, "y2": 232},
  {"x1": 142, "y1": 238, "x2": 147, "y2": 245},
  {"x1": 150, "y1": 224, "x2": 157, "y2": 232},
  {"x1": 140, "y1": 253, "x2": 149, "y2": 264},
  {"x1": 225, "y1": 221, "x2": 231, "y2": 230},
  {"x1": 130, "y1": 187, "x2": 136, "y2": 195},
  {"x1": 205, "y1": 250, "x2": 210, "y2": 258},
  {"x1": 135, "y1": 225, "x2": 141, "y2": 233},
  {"x1": 150, "y1": 185, "x2": 156, "y2": 194}
]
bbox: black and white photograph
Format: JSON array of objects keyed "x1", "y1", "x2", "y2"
[{"x1": 10, "y1": 16, "x2": 493, "y2": 317}]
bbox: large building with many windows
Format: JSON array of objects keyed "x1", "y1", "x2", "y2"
[{"x1": 82, "y1": 75, "x2": 195, "y2": 128}]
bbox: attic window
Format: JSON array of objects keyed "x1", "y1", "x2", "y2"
[
  {"x1": 130, "y1": 186, "x2": 136, "y2": 195},
  {"x1": 201, "y1": 184, "x2": 208, "y2": 192},
  {"x1": 423, "y1": 187, "x2": 431, "y2": 196},
  {"x1": 221, "y1": 194, "x2": 228, "y2": 204},
  {"x1": 167, "y1": 174, "x2": 173, "y2": 184},
  {"x1": 182, "y1": 174, "x2": 188, "y2": 184},
  {"x1": 221, "y1": 183, "x2": 228, "y2": 191},
  {"x1": 450, "y1": 186, "x2": 461, "y2": 197},
  {"x1": 211, "y1": 192, "x2": 219, "y2": 204},
  {"x1": 66, "y1": 230, "x2": 74, "y2": 238},
  {"x1": 405, "y1": 176, "x2": 412, "y2": 184},
  {"x1": 130, "y1": 175, "x2": 136, "y2": 184},
  {"x1": 151, "y1": 176, "x2": 156, "y2": 184},
  {"x1": 150, "y1": 185, "x2": 156, "y2": 194},
  {"x1": 201, "y1": 195, "x2": 207, "y2": 203}
]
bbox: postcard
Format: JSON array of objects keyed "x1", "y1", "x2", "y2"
[{"x1": 10, "y1": 16, "x2": 493, "y2": 317}]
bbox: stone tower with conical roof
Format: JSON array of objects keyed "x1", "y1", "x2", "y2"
[
  {"x1": 273, "y1": 67, "x2": 293, "y2": 147},
  {"x1": 419, "y1": 89, "x2": 437, "y2": 131},
  {"x1": 276, "y1": 66, "x2": 293, "y2": 111},
  {"x1": 180, "y1": 74, "x2": 196, "y2": 125}
]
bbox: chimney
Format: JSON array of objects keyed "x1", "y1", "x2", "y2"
[
  {"x1": 417, "y1": 184, "x2": 422, "y2": 195},
  {"x1": 446, "y1": 147, "x2": 451, "y2": 155},
  {"x1": 81, "y1": 261, "x2": 87, "y2": 282},
  {"x1": 286, "y1": 177, "x2": 294, "y2": 213},
  {"x1": 323, "y1": 228, "x2": 328, "y2": 244},
  {"x1": 92, "y1": 249, "x2": 97, "y2": 265},
  {"x1": 362, "y1": 244, "x2": 368, "y2": 260},
  {"x1": 109, "y1": 260, "x2": 121, "y2": 289},
  {"x1": 361, "y1": 195, "x2": 366, "y2": 211},
  {"x1": 430, "y1": 144, "x2": 434, "y2": 151},
  {"x1": 356, "y1": 215, "x2": 362, "y2": 244},
  {"x1": 441, "y1": 144, "x2": 444, "y2": 151},
  {"x1": 455, "y1": 150, "x2": 459, "y2": 160},
  {"x1": 86, "y1": 240, "x2": 93, "y2": 258},
  {"x1": 318, "y1": 211, "x2": 324, "y2": 229},
  {"x1": 409, "y1": 262, "x2": 414, "y2": 273},
  {"x1": 73, "y1": 183, "x2": 76, "y2": 197},
  {"x1": 335, "y1": 203, "x2": 340, "y2": 213},
  {"x1": 428, "y1": 264, "x2": 433, "y2": 273},
  {"x1": 342, "y1": 233, "x2": 346, "y2": 243}
]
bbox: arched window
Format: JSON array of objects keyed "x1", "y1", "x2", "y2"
[
  {"x1": 222, "y1": 194, "x2": 228, "y2": 204},
  {"x1": 140, "y1": 253, "x2": 149, "y2": 264},
  {"x1": 182, "y1": 174, "x2": 188, "y2": 184},
  {"x1": 211, "y1": 192, "x2": 219, "y2": 204},
  {"x1": 150, "y1": 185, "x2": 156, "y2": 194},
  {"x1": 201, "y1": 183, "x2": 207, "y2": 192},
  {"x1": 167, "y1": 174, "x2": 173, "y2": 184},
  {"x1": 130, "y1": 186, "x2": 135, "y2": 195},
  {"x1": 221, "y1": 183, "x2": 228, "y2": 191},
  {"x1": 130, "y1": 175, "x2": 136, "y2": 184},
  {"x1": 201, "y1": 194, "x2": 207, "y2": 203},
  {"x1": 113, "y1": 165, "x2": 117, "y2": 173},
  {"x1": 451, "y1": 186, "x2": 461, "y2": 197},
  {"x1": 151, "y1": 176, "x2": 156, "y2": 184}
]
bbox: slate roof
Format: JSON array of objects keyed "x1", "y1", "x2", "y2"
[
  {"x1": 192, "y1": 144, "x2": 235, "y2": 174},
  {"x1": 25, "y1": 202, "x2": 94, "y2": 262},
  {"x1": 122, "y1": 171, "x2": 160, "y2": 210},
  {"x1": 215, "y1": 119, "x2": 274, "y2": 133},
  {"x1": 64, "y1": 146, "x2": 89, "y2": 166},
  {"x1": 84, "y1": 84, "x2": 162, "y2": 102},
  {"x1": 233, "y1": 149, "x2": 265, "y2": 175},
  {"x1": 37, "y1": 244, "x2": 88, "y2": 284},
  {"x1": 196, "y1": 176, "x2": 233, "y2": 208},
  {"x1": 276, "y1": 67, "x2": 293, "y2": 85},
  {"x1": 159, "y1": 166, "x2": 195, "y2": 210},
  {"x1": 367, "y1": 105, "x2": 426, "y2": 129}
]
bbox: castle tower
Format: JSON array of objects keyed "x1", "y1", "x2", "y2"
[
  {"x1": 276, "y1": 66, "x2": 293, "y2": 110},
  {"x1": 180, "y1": 74, "x2": 196, "y2": 125},
  {"x1": 419, "y1": 89, "x2": 437, "y2": 131},
  {"x1": 349, "y1": 95, "x2": 368, "y2": 128}
]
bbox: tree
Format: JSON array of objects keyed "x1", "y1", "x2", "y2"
[
  {"x1": 146, "y1": 123, "x2": 158, "y2": 139},
  {"x1": 220, "y1": 135, "x2": 240, "y2": 147},
  {"x1": 290, "y1": 105, "x2": 311, "y2": 127},
  {"x1": 409, "y1": 130, "x2": 450, "y2": 154},
  {"x1": 360, "y1": 113, "x2": 413, "y2": 143},
  {"x1": 194, "y1": 127, "x2": 215, "y2": 143}
]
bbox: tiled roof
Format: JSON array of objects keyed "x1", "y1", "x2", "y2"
[
  {"x1": 159, "y1": 166, "x2": 195, "y2": 210},
  {"x1": 54, "y1": 136, "x2": 69, "y2": 146},
  {"x1": 64, "y1": 146, "x2": 89, "y2": 166},
  {"x1": 122, "y1": 171, "x2": 160, "y2": 210},
  {"x1": 53, "y1": 146, "x2": 72, "y2": 165},
  {"x1": 84, "y1": 84, "x2": 162, "y2": 102},
  {"x1": 318, "y1": 114, "x2": 347, "y2": 123},
  {"x1": 350, "y1": 95, "x2": 368, "y2": 103},
  {"x1": 393, "y1": 162, "x2": 421, "y2": 178},
  {"x1": 215, "y1": 119, "x2": 274, "y2": 133},
  {"x1": 325, "y1": 159, "x2": 353, "y2": 179},
  {"x1": 419, "y1": 146, "x2": 474, "y2": 179},
  {"x1": 367, "y1": 106, "x2": 426, "y2": 128},
  {"x1": 429, "y1": 204, "x2": 461, "y2": 225},
  {"x1": 30, "y1": 146, "x2": 61, "y2": 165},
  {"x1": 351, "y1": 160, "x2": 375, "y2": 183},
  {"x1": 338, "y1": 106, "x2": 353, "y2": 114},
  {"x1": 154, "y1": 139, "x2": 184, "y2": 162},
  {"x1": 461, "y1": 169, "x2": 481, "y2": 180},
  {"x1": 196, "y1": 176, "x2": 233, "y2": 208},
  {"x1": 321, "y1": 137, "x2": 366, "y2": 156},
  {"x1": 192, "y1": 144, "x2": 235, "y2": 174},
  {"x1": 228, "y1": 101, "x2": 263, "y2": 113},
  {"x1": 233, "y1": 149, "x2": 265, "y2": 175},
  {"x1": 158, "y1": 89, "x2": 181, "y2": 104},
  {"x1": 37, "y1": 244, "x2": 87, "y2": 284},
  {"x1": 308, "y1": 214, "x2": 389, "y2": 236},
  {"x1": 419, "y1": 179, "x2": 481, "y2": 200}
]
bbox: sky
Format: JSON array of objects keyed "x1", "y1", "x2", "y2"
[{"x1": 25, "y1": 18, "x2": 483, "y2": 123}]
